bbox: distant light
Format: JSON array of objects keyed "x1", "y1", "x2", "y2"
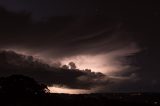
[{"x1": 48, "y1": 86, "x2": 92, "y2": 94}]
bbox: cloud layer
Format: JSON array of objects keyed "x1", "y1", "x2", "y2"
[
  {"x1": 0, "y1": 50, "x2": 138, "y2": 93},
  {"x1": 1, "y1": 6, "x2": 159, "y2": 93}
]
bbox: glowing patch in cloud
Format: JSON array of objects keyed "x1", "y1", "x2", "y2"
[{"x1": 60, "y1": 43, "x2": 140, "y2": 75}]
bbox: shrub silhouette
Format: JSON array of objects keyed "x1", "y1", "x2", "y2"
[{"x1": 0, "y1": 75, "x2": 49, "y2": 96}]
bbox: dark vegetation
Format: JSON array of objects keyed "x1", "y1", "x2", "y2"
[
  {"x1": 0, "y1": 75, "x2": 159, "y2": 106},
  {"x1": 0, "y1": 75, "x2": 49, "y2": 96}
]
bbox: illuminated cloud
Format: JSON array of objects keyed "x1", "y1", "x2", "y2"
[
  {"x1": 54, "y1": 42, "x2": 140, "y2": 75},
  {"x1": 0, "y1": 50, "x2": 139, "y2": 94},
  {"x1": 0, "y1": 7, "x2": 147, "y2": 93}
]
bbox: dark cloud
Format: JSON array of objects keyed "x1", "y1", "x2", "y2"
[
  {"x1": 0, "y1": 7, "x2": 136, "y2": 59},
  {"x1": 0, "y1": 0, "x2": 97, "y2": 20},
  {"x1": 0, "y1": 50, "x2": 134, "y2": 91},
  {"x1": 0, "y1": 1, "x2": 160, "y2": 93}
]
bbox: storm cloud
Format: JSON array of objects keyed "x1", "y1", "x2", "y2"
[
  {"x1": 0, "y1": 7, "x2": 142, "y2": 92},
  {"x1": 0, "y1": 50, "x2": 137, "y2": 92},
  {"x1": 0, "y1": 1, "x2": 160, "y2": 93},
  {"x1": 0, "y1": 7, "x2": 136, "y2": 57}
]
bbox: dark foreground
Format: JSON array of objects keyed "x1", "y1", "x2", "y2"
[{"x1": 1, "y1": 93, "x2": 160, "y2": 106}]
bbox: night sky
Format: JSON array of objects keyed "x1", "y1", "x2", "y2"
[{"x1": 0, "y1": 1, "x2": 160, "y2": 93}]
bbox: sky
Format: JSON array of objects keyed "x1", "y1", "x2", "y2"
[{"x1": 0, "y1": 1, "x2": 160, "y2": 93}]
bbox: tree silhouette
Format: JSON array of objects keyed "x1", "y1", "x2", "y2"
[
  {"x1": 85, "y1": 69, "x2": 92, "y2": 73},
  {"x1": 0, "y1": 75, "x2": 49, "y2": 96},
  {"x1": 69, "y1": 62, "x2": 76, "y2": 70},
  {"x1": 62, "y1": 65, "x2": 69, "y2": 69}
]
